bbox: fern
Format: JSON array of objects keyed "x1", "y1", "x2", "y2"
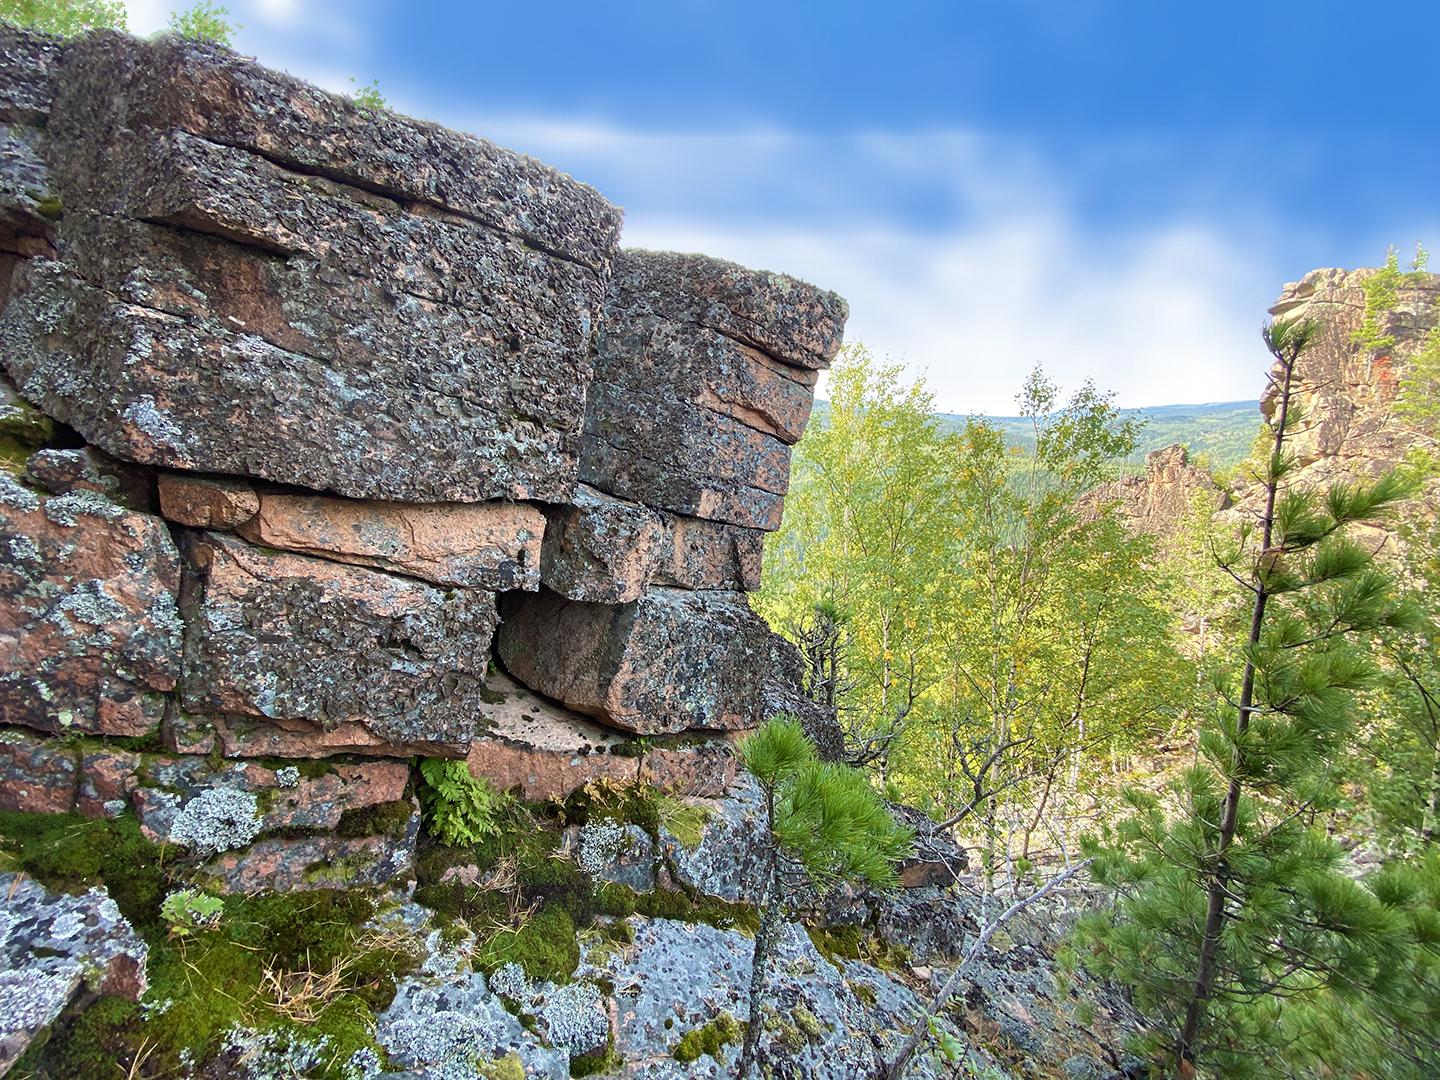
[{"x1": 418, "y1": 759, "x2": 512, "y2": 846}]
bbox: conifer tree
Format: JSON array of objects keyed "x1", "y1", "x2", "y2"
[
  {"x1": 734, "y1": 717, "x2": 913, "y2": 1080},
  {"x1": 1079, "y1": 318, "x2": 1412, "y2": 1076}
]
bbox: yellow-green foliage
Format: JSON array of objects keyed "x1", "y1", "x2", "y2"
[
  {"x1": 0, "y1": 0, "x2": 125, "y2": 36},
  {"x1": 655, "y1": 795, "x2": 710, "y2": 849},
  {"x1": 672, "y1": 1011, "x2": 741, "y2": 1063},
  {"x1": 166, "y1": 0, "x2": 239, "y2": 46}
]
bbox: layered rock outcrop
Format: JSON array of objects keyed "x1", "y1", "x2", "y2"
[
  {"x1": 0, "y1": 25, "x2": 843, "y2": 898},
  {"x1": 1079, "y1": 443, "x2": 1230, "y2": 545}
]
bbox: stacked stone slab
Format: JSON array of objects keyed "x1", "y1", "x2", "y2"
[{"x1": 0, "y1": 27, "x2": 845, "y2": 894}]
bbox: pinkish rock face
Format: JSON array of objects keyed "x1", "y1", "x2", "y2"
[
  {"x1": 24, "y1": 446, "x2": 155, "y2": 513},
  {"x1": 464, "y1": 670, "x2": 637, "y2": 799},
  {"x1": 236, "y1": 493, "x2": 544, "y2": 590},
  {"x1": 539, "y1": 487, "x2": 672, "y2": 604},
  {"x1": 496, "y1": 587, "x2": 787, "y2": 734},
  {"x1": 77, "y1": 746, "x2": 141, "y2": 819},
  {"x1": 157, "y1": 471, "x2": 259, "y2": 528},
  {"x1": 0, "y1": 728, "x2": 78, "y2": 814},
  {"x1": 168, "y1": 711, "x2": 473, "y2": 760},
  {"x1": 2, "y1": 28, "x2": 621, "y2": 505},
  {"x1": 203, "y1": 805, "x2": 420, "y2": 894},
  {"x1": 50, "y1": 32, "x2": 620, "y2": 269},
  {"x1": 0, "y1": 475, "x2": 182, "y2": 736},
  {"x1": 660, "y1": 517, "x2": 762, "y2": 592},
  {"x1": 178, "y1": 530, "x2": 494, "y2": 751},
  {"x1": 603, "y1": 250, "x2": 848, "y2": 371}
]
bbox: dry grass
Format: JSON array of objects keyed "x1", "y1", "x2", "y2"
[{"x1": 259, "y1": 953, "x2": 354, "y2": 1024}]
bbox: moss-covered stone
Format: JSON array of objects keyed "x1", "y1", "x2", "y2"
[
  {"x1": 672, "y1": 1010, "x2": 741, "y2": 1063},
  {"x1": 336, "y1": 798, "x2": 415, "y2": 840}
]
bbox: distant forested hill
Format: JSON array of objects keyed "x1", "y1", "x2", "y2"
[{"x1": 810, "y1": 399, "x2": 1261, "y2": 474}]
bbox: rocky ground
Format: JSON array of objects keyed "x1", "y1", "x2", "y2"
[{"x1": 0, "y1": 769, "x2": 1146, "y2": 1080}]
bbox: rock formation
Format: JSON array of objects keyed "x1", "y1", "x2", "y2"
[
  {"x1": 0, "y1": 22, "x2": 845, "y2": 908},
  {"x1": 1080, "y1": 443, "x2": 1231, "y2": 545}
]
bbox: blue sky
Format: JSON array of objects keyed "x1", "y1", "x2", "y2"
[{"x1": 126, "y1": 1, "x2": 1440, "y2": 414}]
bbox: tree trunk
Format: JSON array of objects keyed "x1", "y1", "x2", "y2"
[
  {"x1": 1422, "y1": 735, "x2": 1440, "y2": 845},
  {"x1": 737, "y1": 865, "x2": 781, "y2": 1080},
  {"x1": 1177, "y1": 341, "x2": 1296, "y2": 1066}
]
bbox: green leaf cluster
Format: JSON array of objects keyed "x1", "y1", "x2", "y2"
[
  {"x1": 418, "y1": 758, "x2": 514, "y2": 847},
  {"x1": 739, "y1": 716, "x2": 913, "y2": 893},
  {"x1": 166, "y1": 1, "x2": 239, "y2": 46}
]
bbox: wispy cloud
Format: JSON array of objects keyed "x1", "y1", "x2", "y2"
[{"x1": 455, "y1": 118, "x2": 1282, "y2": 413}]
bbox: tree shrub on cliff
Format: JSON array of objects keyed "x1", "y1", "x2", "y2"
[
  {"x1": 759, "y1": 346, "x2": 1191, "y2": 872},
  {"x1": 166, "y1": 1, "x2": 239, "y2": 46},
  {"x1": 734, "y1": 716, "x2": 913, "y2": 1080},
  {"x1": 0, "y1": 0, "x2": 125, "y2": 35},
  {"x1": 1079, "y1": 318, "x2": 1416, "y2": 1077}
]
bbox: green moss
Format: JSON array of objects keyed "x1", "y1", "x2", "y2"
[
  {"x1": 254, "y1": 786, "x2": 280, "y2": 816},
  {"x1": 475, "y1": 902, "x2": 579, "y2": 984},
  {"x1": 807, "y1": 923, "x2": 862, "y2": 969},
  {"x1": 479, "y1": 685, "x2": 508, "y2": 706},
  {"x1": 766, "y1": 1016, "x2": 805, "y2": 1054},
  {"x1": 297, "y1": 758, "x2": 333, "y2": 780},
  {"x1": 21, "y1": 893, "x2": 402, "y2": 1079},
  {"x1": 86, "y1": 730, "x2": 167, "y2": 755},
  {"x1": 850, "y1": 981, "x2": 877, "y2": 1008},
  {"x1": 792, "y1": 1004, "x2": 824, "y2": 1040},
  {"x1": 0, "y1": 810, "x2": 168, "y2": 933},
  {"x1": 336, "y1": 798, "x2": 414, "y2": 839},
  {"x1": 34, "y1": 194, "x2": 62, "y2": 220},
  {"x1": 570, "y1": 1042, "x2": 624, "y2": 1077},
  {"x1": 672, "y1": 1011, "x2": 741, "y2": 1063}
]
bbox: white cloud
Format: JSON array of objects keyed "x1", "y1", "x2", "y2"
[{"x1": 454, "y1": 118, "x2": 1281, "y2": 414}]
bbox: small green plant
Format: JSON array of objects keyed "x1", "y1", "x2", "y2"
[
  {"x1": 349, "y1": 77, "x2": 386, "y2": 113},
  {"x1": 418, "y1": 758, "x2": 513, "y2": 846},
  {"x1": 165, "y1": 0, "x2": 239, "y2": 46},
  {"x1": 160, "y1": 888, "x2": 224, "y2": 936}
]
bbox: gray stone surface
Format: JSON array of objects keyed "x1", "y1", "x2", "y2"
[
  {"x1": 0, "y1": 872, "x2": 147, "y2": 1075},
  {"x1": 658, "y1": 775, "x2": 769, "y2": 905},
  {"x1": 179, "y1": 530, "x2": 494, "y2": 751},
  {"x1": 575, "y1": 916, "x2": 948, "y2": 1080},
  {"x1": 2, "y1": 214, "x2": 597, "y2": 505},
  {"x1": 578, "y1": 249, "x2": 844, "y2": 531},
  {"x1": 496, "y1": 587, "x2": 789, "y2": 734},
  {"x1": 604, "y1": 249, "x2": 848, "y2": 371},
  {"x1": 540, "y1": 486, "x2": 762, "y2": 603},
  {"x1": 0, "y1": 26, "x2": 624, "y2": 506},
  {"x1": 378, "y1": 969, "x2": 569, "y2": 1080},
  {"x1": 48, "y1": 31, "x2": 620, "y2": 267}
]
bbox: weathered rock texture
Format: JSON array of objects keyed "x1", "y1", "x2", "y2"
[
  {"x1": 0, "y1": 23, "x2": 843, "y2": 905},
  {"x1": 178, "y1": 530, "x2": 495, "y2": 750},
  {"x1": 1262, "y1": 268, "x2": 1439, "y2": 485},
  {"x1": 0, "y1": 873, "x2": 147, "y2": 1076},
  {"x1": 1079, "y1": 444, "x2": 1230, "y2": 544},
  {"x1": 0, "y1": 475, "x2": 181, "y2": 736},
  {"x1": 579, "y1": 250, "x2": 845, "y2": 531},
  {"x1": 1, "y1": 31, "x2": 618, "y2": 505},
  {"x1": 1211, "y1": 267, "x2": 1440, "y2": 550},
  {"x1": 497, "y1": 587, "x2": 789, "y2": 734}
]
